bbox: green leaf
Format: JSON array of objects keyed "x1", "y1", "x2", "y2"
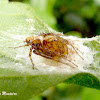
[
  {"x1": 65, "y1": 73, "x2": 100, "y2": 89},
  {"x1": 28, "y1": 0, "x2": 57, "y2": 29},
  {"x1": 0, "y1": 1, "x2": 100, "y2": 100},
  {"x1": 64, "y1": 36, "x2": 100, "y2": 89}
]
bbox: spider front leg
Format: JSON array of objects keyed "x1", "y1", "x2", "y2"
[{"x1": 29, "y1": 47, "x2": 34, "y2": 69}]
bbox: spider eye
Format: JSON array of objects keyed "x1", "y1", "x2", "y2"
[
  {"x1": 26, "y1": 39, "x2": 30, "y2": 43},
  {"x1": 28, "y1": 40, "x2": 30, "y2": 43}
]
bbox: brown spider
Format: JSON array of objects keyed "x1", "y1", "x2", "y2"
[{"x1": 11, "y1": 33, "x2": 83, "y2": 69}]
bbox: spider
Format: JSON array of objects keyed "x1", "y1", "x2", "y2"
[{"x1": 11, "y1": 33, "x2": 83, "y2": 69}]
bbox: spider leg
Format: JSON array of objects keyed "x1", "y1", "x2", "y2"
[
  {"x1": 61, "y1": 56, "x2": 78, "y2": 67},
  {"x1": 51, "y1": 58, "x2": 75, "y2": 68},
  {"x1": 69, "y1": 43, "x2": 84, "y2": 60},
  {"x1": 39, "y1": 46, "x2": 78, "y2": 67},
  {"x1": 33, "y1": 49, "x2": 75, "y2": 68},
  {"x1": 69, "y1": 41, "x2": 84, "y2": 54},
  {"x1": 61, "y1": 38, "x2": 84, "y2": 60},
  {"x1": 73, "y1": 46, "x2": 83, "y2": 54},
  {"x1": 29, "y1": 47, "x2": 34, "y2": 69},
  {"x1": 8, "y1": 44, "x2": 29, "y2": 49}
]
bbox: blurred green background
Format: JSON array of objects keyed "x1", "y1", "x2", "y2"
[{"x1": 9, "y1": 0, "x2": 100, "y2": 100}]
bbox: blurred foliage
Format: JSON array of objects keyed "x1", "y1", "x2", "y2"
[
  {"x1": 30, "y1": 83, "x2": 100, "y2": 100},
  {"x1": 65, "y1": 31, "x2": 82, "y2": 38},
  {"x1": 29, "y1": 0, "x2": 57, "y2": 29},
  {"x1": 8, "y1": 0, "x2": 100, "y2": 100},
  {"x1": 9, "y1": 0, "x2": 100, "y2": 37},
  {"x1": 53, "y1": 0, "x2": 100, "y2": 37},
  {"x1": 9, "y1": 0, "x2": 22, "y2": 2}
]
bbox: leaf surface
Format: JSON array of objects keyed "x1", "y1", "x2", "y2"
[{"x1": 0, "y1": 1, "x2": 100, "y2": 100}]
